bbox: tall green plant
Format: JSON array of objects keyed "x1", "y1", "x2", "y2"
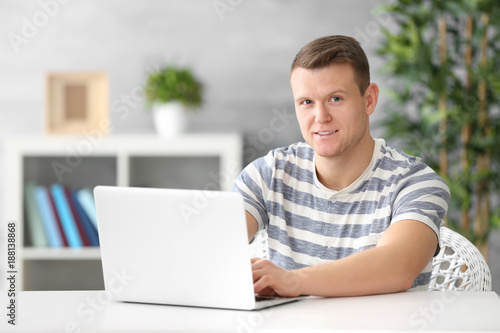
[{"x1": 376, "y1": 0, "x2": 500, "y2": 250}]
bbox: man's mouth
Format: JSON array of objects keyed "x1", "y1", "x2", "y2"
[{"x1": 315, "y1": 130, "x2": 338, "y2": 136}]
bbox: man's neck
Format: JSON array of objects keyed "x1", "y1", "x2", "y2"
[{"x1": 315, "y1": 137, "x2": 376, "y2": 191}]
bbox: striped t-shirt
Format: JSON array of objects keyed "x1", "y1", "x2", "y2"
[{"x1": 232, "y1": 139, "x2": 450, "y2": 290}]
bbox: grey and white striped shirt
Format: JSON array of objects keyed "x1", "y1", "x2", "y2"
[{"x1": 232, "y1": 139, "x2": 450, "y2": 290}]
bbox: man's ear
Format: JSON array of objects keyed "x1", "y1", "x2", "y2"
[{"x1": 364, "y1": 83, "x2": 379, "y2": 116}]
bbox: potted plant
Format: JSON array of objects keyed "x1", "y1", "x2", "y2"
[
  {"x1": 144, "y1": 65, "x2": 204, "y2": 138},
  {"x1": 376, "y1": 0, "x2": 500, "y2": 257}
]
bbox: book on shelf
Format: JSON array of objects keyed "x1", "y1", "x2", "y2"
[
  {"x1": 50, "y1": 184, "x2": 83, "y2": 248},
  {"x1": 69, "y1": 190, "x2": 99, "y2": 246},
  {"x1": 24, "y1": 183, "x2": 99, "y2": 248},
  {"x1": 76, "y1": 188, "x2": 98, "y2": 229},
  {"x1": 24, "y1": 184, "x2": 48, "y2": 247},
  {"x1": 64, "y1": 187, "x2": 90, "y2": 247},
  {"x1": 33, "y1": 186, "x2": 64, "y2": 247},
  {"x1": 47, "y1": 189, "x2": 69, "y2": 247}
]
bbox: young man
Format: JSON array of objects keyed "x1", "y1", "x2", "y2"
[{"x1": 232, "y1": 35, "x2": 450, "y2": 297}]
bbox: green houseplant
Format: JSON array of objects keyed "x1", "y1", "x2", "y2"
[
  {"x1": 144, "y1": 65, "x2": 204, "y2": 138},
  {"x1": 376, "y1": 0, "x2": 500, "y2": 256}
]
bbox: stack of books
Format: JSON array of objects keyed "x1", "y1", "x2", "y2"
[{"x1": 24, "y1": 184, "x2": 99, "y2": 248}]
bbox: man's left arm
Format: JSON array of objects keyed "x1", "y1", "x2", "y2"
[{"x1": 252, "y1": 219, "x2": 437, "y2": 297}]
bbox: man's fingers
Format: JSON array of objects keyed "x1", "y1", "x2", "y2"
[
  {"x1": 251, "y1": 258, "x2": 280, "y2": 295},
  {"x1": 254, "y1": 275, "x2": 277, "y2": 296},
  {"x1": 252, "y1": 264, "x2": 275, "y2": 294},
  {"x1": 253, "y1": 274, "x2": 268, "y2": 292},
  {"x1": 251, "y1": 257, "x2": 267, "y2": 266},
  {"x1": 252, "y1": 268, "x2": 262, "y2": 283},
  {"x1": 251, "y1": 258, "x2": 265, "y2": 282}
]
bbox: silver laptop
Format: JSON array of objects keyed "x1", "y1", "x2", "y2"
[{"x1": 94, "y1": 186, "x2": 301, "y2": 310}]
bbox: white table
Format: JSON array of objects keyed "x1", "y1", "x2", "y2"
[{"x1": 3, "y1": 290, "x2": 500, "y2": 332}]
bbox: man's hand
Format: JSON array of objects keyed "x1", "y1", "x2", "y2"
[{"x1": 251, "y1": 258, "x2": 303, "y2": 297}]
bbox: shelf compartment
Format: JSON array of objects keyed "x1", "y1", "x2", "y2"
[
  {"x1": 129, "y1": 156, "x2": 220, "y2": 190},
  {"x1": 23, "y1": 155, "x2": 117, "y2": 189}
]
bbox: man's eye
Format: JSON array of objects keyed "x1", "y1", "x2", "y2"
[
  {"x1": 331, "y1": 96, "x2": 341, "y2": 102},
  {"x1": 302, "y1": 100, "x2": 313, "y2": 105}
]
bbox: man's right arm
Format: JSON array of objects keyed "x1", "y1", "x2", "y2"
[{"x1": 245, "y1": 211, "x2": 259, "y2": 243}]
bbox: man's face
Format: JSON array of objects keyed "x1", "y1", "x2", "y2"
[{"x1": 290, "y1": 63, "x2": 376, "y2": 160}]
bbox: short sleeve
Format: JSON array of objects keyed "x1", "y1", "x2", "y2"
[
  {"x1": 391, "y1": 163, "x2": 450, "y2": 239},
  {"x1": 231, "y1": 152, "x2": 275, "y2": 232}
]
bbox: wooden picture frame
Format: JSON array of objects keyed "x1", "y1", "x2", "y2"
[{"x1": 46, "y1": 72, "x2": 109, "y2": 134}]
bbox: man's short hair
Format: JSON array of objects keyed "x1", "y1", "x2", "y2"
[{"x1": 291, "y1": 35, "x2": 370, "y2": 94}]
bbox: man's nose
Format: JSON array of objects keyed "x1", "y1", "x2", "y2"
[{"x1": 315, "y1": 104, "x2": 332, "y2": 123}]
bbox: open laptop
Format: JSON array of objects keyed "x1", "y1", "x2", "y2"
[{"x1": 94, "y1": 185, "x2": 302, "y2": 310}]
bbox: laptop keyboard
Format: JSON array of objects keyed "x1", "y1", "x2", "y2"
[{"x1": 255, "y1": 295, "x2": 281, "y2": 302}]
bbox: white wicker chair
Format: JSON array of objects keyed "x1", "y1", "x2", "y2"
[{"x1": 429, "y1": 226, "x2": 492, "y2": 291}]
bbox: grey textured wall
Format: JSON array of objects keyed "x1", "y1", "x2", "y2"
[
  {"x1": 0, "y1": 0, "x2": 394, "y2": 214},
  {"x1": 0, "y1": 1, "x2": 391, "y2": 142},
  {"x1": 0, "y1": 0, "x2": 394, "y2": 201}
]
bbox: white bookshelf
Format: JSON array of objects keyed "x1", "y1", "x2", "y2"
[
  {"x1": 5, "y1": 134, "x2": 242, "y2": 290},
  {"x1": 22, "y1": 247, "x2": 102, "y2": 260}
]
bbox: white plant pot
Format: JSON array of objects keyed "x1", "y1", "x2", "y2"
[{"x1": 152, "y1": 102, "x2": 187, "y2": 139}]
